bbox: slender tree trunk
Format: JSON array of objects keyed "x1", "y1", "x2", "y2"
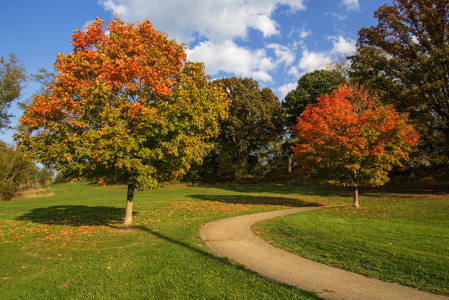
[
  {"x1": 288, "y1": 155, "x2": 293, "y2": 172},
  {"x1": 353, "y1": 186, "x2": 359, "y2": 208},
  {"x1": 353, "y1": 169, "x2": 359, "y2": 207},
  {"x1": 123, "y1": 184, "x2": 134, "y2": 229}
]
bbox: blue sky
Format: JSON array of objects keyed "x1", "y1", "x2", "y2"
[{"x1": 1, "y1": 0, "x2": 392, "y2": 144}]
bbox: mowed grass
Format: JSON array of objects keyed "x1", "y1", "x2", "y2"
[
  {"x1": 253, "y1": 184, "x2": 449, "y2": 295},
  {"x1": 0, "y1": 182, "x2": 348, "y2": 300}
]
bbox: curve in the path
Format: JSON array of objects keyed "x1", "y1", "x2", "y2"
[{"x1": 200, "y1": 206, "x2": 447, "y2": 300}]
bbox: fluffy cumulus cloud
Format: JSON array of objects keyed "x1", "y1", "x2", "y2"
[
  {"x1": 266, "y1": 44, "x2": 296, "y2": 67},
  {"x1": 186, "y1": 41, "x2": 276, "y2": 82},
  {"x1": 288, "y1": 50, "x2": 333, "y2": 77},
  {"x1": 186, "y1": 42, "x2": 297, "y2": 82},
  {"x1": 277, "y1": 81, "x2": 298, "y2": 99},
  {"x1": 330, "y1": 35, "x2": 356, "y2": 55},
  {"x1": 288, "y1": 35, "x2": 355, "y2": 78},
  {"x1": 99, "y1": 0, "x2": 358, "y2": 91},
  {"x1": 99, "y1": 0, "x2": 308, "y2": 83},
  {"x1": 341, "y1": 0, "x2": 359, "y2": 11},
  {"x1": 99, "y1": 0, "x2": 306, "y2": 44}
]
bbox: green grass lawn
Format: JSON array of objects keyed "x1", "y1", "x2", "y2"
[
  {"x1": 253, "y1": 184, "x2": 449, "y2": 295},
  {"x1": 0, "y1": 182, "x2": 348, "y2": 300}
]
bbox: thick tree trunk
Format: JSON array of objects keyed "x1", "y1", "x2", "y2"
[
  {"x1": 123, "y1": 184, "x2": 134, "y2": 229},
  {"x1": 353, "y1": 186, "x2": 359, "y2": 208}
]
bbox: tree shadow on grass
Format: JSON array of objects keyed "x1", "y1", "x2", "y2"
[
  {"x1": 212, "y1": 184, "x2": 352, "y2": 197},
  {"x1": 135, "y1": 225, "x2": 322, "y2": 299},
  {"x1": 15, "y1": 205, "x2": 136, "y2": 227},
  {"x1": 187, "y1": 194, "x2": 324, "y2": 207},
  {"x1": 210, "y1": 183, "x2": 449, "y2": 199},
  {"x1": 363, "y1": 184, "x2": 449, "y2": 196}
]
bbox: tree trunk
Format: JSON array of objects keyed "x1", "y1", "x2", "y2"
[
  {"x1": 123, "y1": 184, "x2": 134, "y2": 229},
  {"x1": 353, "y1": 186, "x2": 359, "y2": 207},
  {"x1": 288, "y1": 155, "x2": 293, "y2": 172},
  {"x1": 352, "y1": 169, "x2": 359, "y2": 207}
]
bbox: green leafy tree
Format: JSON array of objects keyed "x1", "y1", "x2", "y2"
[
  {"x1": 17, "y1": 17, "x2": 229, "y2": 228},
  {"x1": 0, "y1": 53, "x2": 27, "y2": 132},
  {"x1": 283, "y1": 69, "x2": 347, "y2": 134},
  {"x1": 350, "y1": 0, "x2": 449, "y2": 167},
  {"x1": 0, "y1": 140, "x2": 37, "y2": 201},
  {"x1": 213, "y1": 77, "x2": 284, "y2": 180},
  {"x1": 293, "y1": 85, "x2": 418, "y2": 207}
]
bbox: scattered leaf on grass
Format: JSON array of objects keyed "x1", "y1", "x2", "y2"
[{"x1": 56, "y1": 278, "x2": 76, "y2": 290}]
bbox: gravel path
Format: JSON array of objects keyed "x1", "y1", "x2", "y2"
[{"x1": 200, "y1": 206, "x2": 447, "y2": 300}]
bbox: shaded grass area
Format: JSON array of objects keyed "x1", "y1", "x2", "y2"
[
  {"x1": 0, "y1": 182, "x2": 330, "y2": 300},
  {"x1": 253, "y1": 185, "x2": 449, "y2": 295}
]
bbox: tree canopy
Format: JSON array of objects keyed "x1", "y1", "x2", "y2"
[
  {"x1": 293, "y1": 85, "x2": 418, "y2": 207},
  {"x1": 17, "y1": 16, "x2": 229, "y2": 228},
  {"x1": 213, "y1": 77, "x2": 284, "y2": 180},
  {"x1": 350, "y1": 0, "x2": 449, "y2": 167},
  {"x1": 0, "y1": 53, "x2": 27, "y2": 132},
  {"x1": 283, "y1": 69, "x2": 346, "y2": 134}
]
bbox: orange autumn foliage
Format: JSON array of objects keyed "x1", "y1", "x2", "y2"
[
  {"x1": 293, "y1": 84, "x2": 418, "y2": 189},
  {"x1": 16, "y1": 16, "x2": 229, "y2": 228}
]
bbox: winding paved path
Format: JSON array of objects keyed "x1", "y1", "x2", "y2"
[{"x1": 200, "y1": 206, "x2": 447, "y2": 300}]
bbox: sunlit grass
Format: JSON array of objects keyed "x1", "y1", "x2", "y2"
[
  {"x1": 0, "y1": 181, "x2": 332, "y2": 300},
  {"x1": 253, "y1": 185, "x2": 449, "y2": 295}
]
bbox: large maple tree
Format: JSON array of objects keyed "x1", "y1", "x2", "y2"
[
  {"x1": 16, "y1": 16, "x2": 229, "y2": 228},
  {"x1": 293, "y1": 85, "x2": 418, "y2": 207}
]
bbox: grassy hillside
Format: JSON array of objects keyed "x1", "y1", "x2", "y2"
[{"x1": 1, "y1": 181, "x2": 344, "y2": 300}]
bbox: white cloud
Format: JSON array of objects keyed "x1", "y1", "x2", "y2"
[
  {"x1": 186, "y1": 40, "x2": 276, "y2": 82},
  {"x1": 266, "y1": 44, "x2": 296, "y2": 67},
  {"x1": 326, "y1": 12, "x2": 347, "y2": 21},
  {"x1": 100, "y1": 0, "x2": 127, "y2": 14},
  {"x1": 288, "y1": 24, "x2": 311, "y2": 39},
  {"x1": 341, "y1": 0, "x2": 359, "y2": 11},
  {"x1": 299, "y1": 27, "x2": 311, "y2": 38},
  {"x1": 288, "y1": 35, "x2": 355, "y2": 78},
  {"x1": 328, "y1": 35, "x2": 356, "y2": 54},
  {"x1": 278, "y1": 81, "x2": 297, "y2": 99},
  {"x1": 298, "y1": 49, "x2": 332, "y2": 73},
  {"x1": 98, "y1": 0, "x2": 307, "y2": 44}
]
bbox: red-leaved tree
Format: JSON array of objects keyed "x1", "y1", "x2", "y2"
[{"x1": 293, "y1": 85, "x2": 418, "y2": 207}]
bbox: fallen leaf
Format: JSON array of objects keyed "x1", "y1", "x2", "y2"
[{"x1": 56, "y1": 283, "x2": 69, "y2": 290}]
